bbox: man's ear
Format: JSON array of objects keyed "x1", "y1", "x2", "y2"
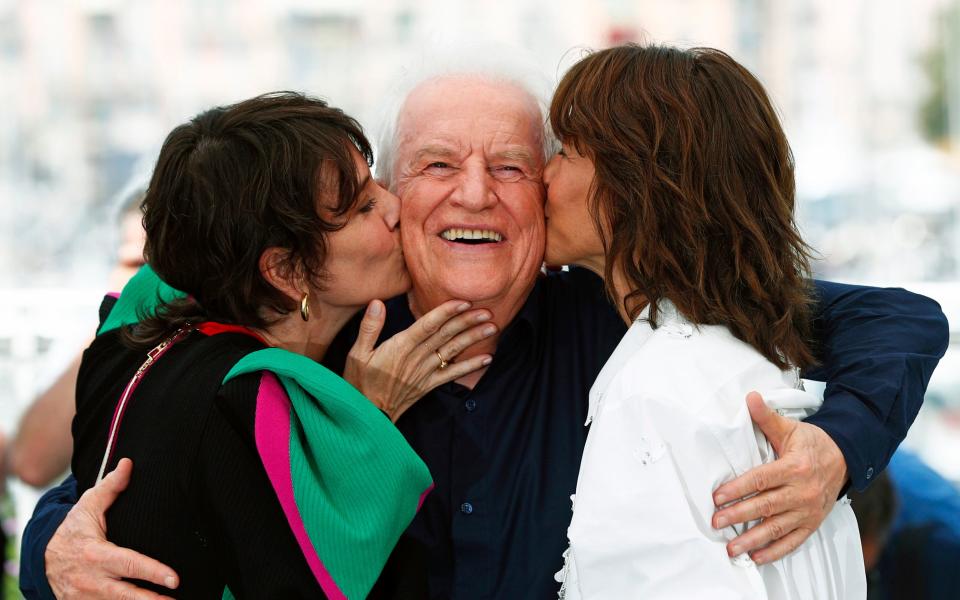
[{"x1": 259, "y1": 247, "x2": 301, "y2": 304}]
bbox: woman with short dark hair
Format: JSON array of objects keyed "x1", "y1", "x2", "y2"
[
  {"x1": 543, "y1": 46, "x2": 865, "y2": 598},
  {"x1": 69, "y1": 92, "x2": 496, "y2": 598}
]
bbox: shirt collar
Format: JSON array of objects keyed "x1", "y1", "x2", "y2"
[{"x1": 496, "y1": 274, "x2": 545, "y2": 347}]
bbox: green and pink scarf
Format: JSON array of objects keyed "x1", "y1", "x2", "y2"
[{"x1": 101, "y1": 265, "x2": 433, "y2": 599}]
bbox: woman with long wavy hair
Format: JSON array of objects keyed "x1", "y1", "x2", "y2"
[{"x1": 544, "y1": 45, "x2": 865, "y2": 598}]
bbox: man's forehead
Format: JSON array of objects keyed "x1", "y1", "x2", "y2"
[
  {"x1": 398, "y1": 109, "x2": 542, "y2": 160},
  {"x1": 394, "y1": 77, "x2": 544, "y2": 170},
  {"x1": 405, "y1": 75, "x2": 534, "y2": 108},
  {"x1": 408, "y1": 138, "x2": 539, "y2": 160},
  {"x1": 400, "y1": 79, "x2": 539, "y2": 130}
]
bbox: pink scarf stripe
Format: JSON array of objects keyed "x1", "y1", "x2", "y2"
[
  {"x1": 418, "y1": 484, "x2": 435, "y2": 511},
  {"x1": 254, "y1": 372, "x2": 347, "y2": 600}
]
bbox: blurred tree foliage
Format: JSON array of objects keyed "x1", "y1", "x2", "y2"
[
  {"x1": 920, "y1": 48, "x2": 947, "y2": 143},
  {"x1": 919, "y1": 3, "x2": 957, "y2": 146}
]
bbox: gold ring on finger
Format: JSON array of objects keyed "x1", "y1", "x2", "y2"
[{"x1": 435, "y1": 349, "x2": 449, "y2": 370}]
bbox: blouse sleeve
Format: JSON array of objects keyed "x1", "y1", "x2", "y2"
[{"x1": 193, "y1": 371, "x2": 326, "y2": 599}]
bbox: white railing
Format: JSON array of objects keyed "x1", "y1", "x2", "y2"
[
  {"x1": 0, "y1": 288, "x2": 106, "y2": 562},
  {"x1": 0, "y1": 288, "x2": 105, "y2": 427}
]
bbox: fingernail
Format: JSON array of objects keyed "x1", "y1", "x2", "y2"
[
  {"x1": 369, "y1": 302, "x2": 383, "y2": 316},
  {"x1": 715, "y1": 493, "x2": 728, "y2": 505},
  {"x1": 483, "y1": 325, "x2": 497, "y2": 337},
  {"x1": 164, "y1": 575, "x2": 177, "y2": 589},
  {"x1": 729, "y1": 544, "x2": 742, "y2": 556},
  {"x1": 482, "y1": 356, "x2": 493, "y2": 366},
  {"x1": 715, "y1": 515, "x2": 728, "y2": 529},
  {"x1": 475, "y1": 312, "x2": 491, "y2": 322},
  {"x1": 457, "y1": 302, "x2": 471, "y2": 312}
]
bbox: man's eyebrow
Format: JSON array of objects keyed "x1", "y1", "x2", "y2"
[
  {"x1": 413, "y1": 144, "x2": 460, "y2": 162},
  {"x1": 494, "y1": 148, "x2": 536, "y2": 166}
]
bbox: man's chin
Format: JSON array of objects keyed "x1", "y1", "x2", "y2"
[{"x1": 412, "y1": 272, "x2": 516, "y2": 304}]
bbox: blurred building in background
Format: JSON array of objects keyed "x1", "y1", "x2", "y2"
[
  {"x1": 0, "y1": 0, "x2": 958, "y2": 585},
  {"x1": 2, "y1": 0, "x2": 958, "y2": 287}
]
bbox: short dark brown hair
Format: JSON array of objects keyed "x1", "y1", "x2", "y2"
[
  {"x1": 129, "y1": 92, "x2": 372, "y2": 346},
  {"x1": 551, "y1": 45, "x2": 816, "y2": 369}
]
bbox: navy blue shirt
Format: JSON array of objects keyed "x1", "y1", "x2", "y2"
[
  {"x1": 354, "y1": 269, "x2": 626, "y2": 598},
  {"x1": 21, "y1": 270, "x2": 949, "y2": 599}
]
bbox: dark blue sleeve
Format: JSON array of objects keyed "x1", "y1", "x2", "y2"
[
  {"x1": 802, "y1": 280, "x2": 949, "y2": 491},
  {"x1": 20, "y1": 475, "x2": 80, "y2": 600}
]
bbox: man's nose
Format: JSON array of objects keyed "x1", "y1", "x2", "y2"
[
  {"x1": 543, "y1": 155, "x2": 558, "y2": 188},
  {"x1": 451, "y1": 164, "x2": 498, "y2": 211},
  {"x1": 380, "y1": 189, "x2": 402, "y2": 231}
]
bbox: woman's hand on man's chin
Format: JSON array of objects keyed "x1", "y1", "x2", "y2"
[{"x1": 343, "y1": 299, "x2": 497, "y2": 422}]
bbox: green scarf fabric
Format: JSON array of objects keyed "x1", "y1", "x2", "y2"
[
  {"x1": 97, "y1": 264, "x2": 183, "y2": 336},
  {"x1": 223, "y1": 350, "x2": 432, "y2": 599},
  {"x1": 103, "y1": 266, "x2": 432, "y2": 599}
]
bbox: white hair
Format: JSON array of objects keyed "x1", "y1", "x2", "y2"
[{"x1": 373, "y1": 42, "x2": 559, "y2": 188}]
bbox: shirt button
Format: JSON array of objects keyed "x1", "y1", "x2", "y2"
[
  {"x1": 460, "y1": 502, "x2": 474, "y2": 515},
  {"x1": 465, "y1": 399, "x2": 477, "y2": 412},
  {"x1": 865, "y1": 466, "x2": 875, "y2": 480}
]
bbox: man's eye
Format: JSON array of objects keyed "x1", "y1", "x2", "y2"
[
  {"x1": 424, "y1": 162, "x2": 455, "y2": 175},
  {"x1": 491, "y1": 165, "x2": 524, "y2": 182}
]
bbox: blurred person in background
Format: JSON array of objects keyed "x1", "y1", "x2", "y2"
[
  {"x1": 850, "y1": 449, "x2": 960, "y2": 599},
  {"x1": 4, "y1": 182, "x2": 148, "y2": 490},
  {"x1": 1, "y1": 433, "x2": 9, "y2": 600},
  {"x1": 0, "y1": 181, "x2": 149, "y2": 599},
  {"x1": 21, "y1": 46, "x2": 950, "y2": 598}
]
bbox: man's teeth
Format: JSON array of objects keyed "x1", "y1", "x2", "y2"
[{"x1": 440, "y1": 228, "x2": 503, "y2": 242}]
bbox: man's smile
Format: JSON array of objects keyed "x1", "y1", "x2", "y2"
[{"x1": 438, "y1": 227, "x2": 505, "y2": 245}]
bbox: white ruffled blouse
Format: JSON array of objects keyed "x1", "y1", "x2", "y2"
[{"x1": 556, "y1": 301, "x2": 866, "y2": 599}]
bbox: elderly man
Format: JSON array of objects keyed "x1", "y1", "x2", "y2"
[{"x1": 22, "y1": 64, "x2": 948, "y2": 599}]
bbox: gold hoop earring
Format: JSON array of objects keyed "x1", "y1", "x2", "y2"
[{"x1": 300, "y1": 291, "x2": 310, "y2": 321}]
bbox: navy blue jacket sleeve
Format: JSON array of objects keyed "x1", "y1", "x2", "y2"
[
  {"x1": 802, "y1": 280, "x2": 949, "y2": 491},
  {"x1": 20, "y1": 475, "x2": 80, "y2": 600}
]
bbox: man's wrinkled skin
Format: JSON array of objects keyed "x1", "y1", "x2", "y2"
[
  {"x1": 43, "y1": 75, "x2": 851, "y2": 593},
  {"x1": 46, "y1": 459, "x2": 179, "y2": 600},
  {"x1": 391, "y1": 77, "x2": 547, "y2": 387},
  {"x1": 714, "y1": 393, "x2": 848, "y2": 563}
]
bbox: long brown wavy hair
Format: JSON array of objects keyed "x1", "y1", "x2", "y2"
[{"x1": 550, "y1": 45, "x2": 817, "y2": 370}]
